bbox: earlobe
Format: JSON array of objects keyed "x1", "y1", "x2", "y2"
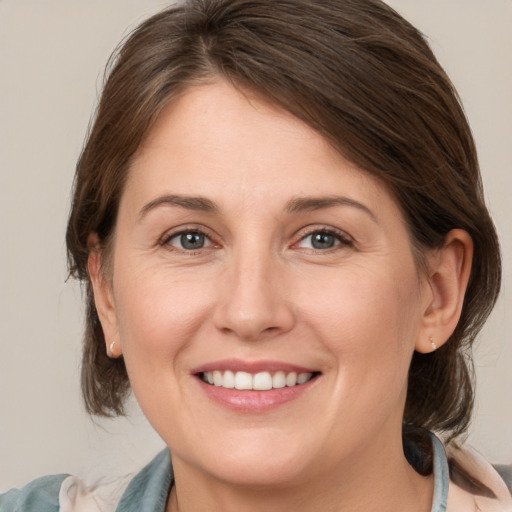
[
  {"x1": 415, "y1": 229, "x2": 473, "y2": 354},
  {"x1": 87, "y1": 234, "x2": 121, "y2": 357}
]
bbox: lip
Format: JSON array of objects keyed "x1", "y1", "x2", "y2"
[
  {"x1": 191, "y1": 359, "x2": 320, "y2": 413},
  {"x1": 190, "y1": 358, "x2": 317, "y2": 375}
]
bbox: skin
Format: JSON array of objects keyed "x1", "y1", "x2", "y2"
[{"x1": 89, "y1": 79, "x2": 473, "y2": 512}]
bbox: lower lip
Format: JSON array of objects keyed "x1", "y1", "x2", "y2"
[{"x1": 196, "y1": 376, "x2": 318, "y2": 413}]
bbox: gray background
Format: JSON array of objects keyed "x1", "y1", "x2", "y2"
[{"x1": 1, "y1": 0, "x2": 511, "y2": 490}]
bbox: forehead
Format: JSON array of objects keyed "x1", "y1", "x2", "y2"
[
  {"x1": 138, "y1": 81, "x2": 341, "y2": 167},
  {"x1": 125, "y1": 79, "x2": 400, "y2": 222},
  {"x1": 134, "y1": 82, "x2": 362, "y2": 180}
]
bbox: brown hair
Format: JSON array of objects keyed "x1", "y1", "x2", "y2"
[{"x1": 66, "y1": 0, "x2": 501, "y2": 443}]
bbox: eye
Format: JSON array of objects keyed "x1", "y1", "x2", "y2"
[
  {"x1": 165, "y1": 230, "x2": 212, "y2": 251},
  {"x1": 296, "y1": 229, "x2": 351, "y2": 250}
]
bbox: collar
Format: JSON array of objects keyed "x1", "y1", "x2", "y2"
[{"x1": 114, "y1": 449, "x2": 173, "y2": 512}]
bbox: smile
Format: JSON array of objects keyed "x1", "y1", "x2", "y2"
[{"x1": 201, "y1": 370, "x2": 315, "y2": 390}]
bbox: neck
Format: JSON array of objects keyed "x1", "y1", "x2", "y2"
[{"x1": 166, "y1": 432, "x2": 434, "y2": 512}]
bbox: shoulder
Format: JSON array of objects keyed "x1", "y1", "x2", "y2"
[
  {"x1": 0, "y1": 449, "x2": 171, "y2": 512},
  {"x1": 446, "y1": 443, "x2": 512, "y2": 512},
  {"x1": 0, "y1": 473, "x2": 131, "y2": 512},
  {"x1": 0, "y1": 474, "x2": 68, "y2": 512}
]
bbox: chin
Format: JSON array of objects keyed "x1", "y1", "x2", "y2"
[
  {"x1": 181, "y1": 432, "x2": 316, "y2": 488},
  {"x1": 205, "y1": 454, "x2": 309, "y2": 488}
]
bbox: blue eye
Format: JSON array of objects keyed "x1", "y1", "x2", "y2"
[
  {"x1": 167, "y1": 231, "x2": 211, "y2": 250},
  {"x1": 297, "y1": 230, "x2": 350, "y2": 250}
]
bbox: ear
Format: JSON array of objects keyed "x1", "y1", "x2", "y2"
[
  {"x1": 87, "y1": 233, "x2": 121, "y2": 357},
  {"x1": 415, "y1": 229, "x2": 473, "y2": 354}
]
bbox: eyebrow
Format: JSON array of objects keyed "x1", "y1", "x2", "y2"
[
  {"x1": 138, "y1": 194, "x2": 219, "y2": 220},
  {"x1": 285, "y1": 195, "x2": 377, "y2": 222},
  {"x1": 138, "y1": 193, "x2": 376, "y2": 222}
]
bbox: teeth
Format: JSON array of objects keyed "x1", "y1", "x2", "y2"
[
  {"x1": 253, "y1": 372, "x2": 273, "y2": 390},
  {"x1": 223, "y1": 370, "x2": 235, "y2": 389},
  {"x1": 286, "y1": 372, "x2": 297, "y2": 387},
  {"x1": 297, "y1": 373, "x2": 311, "y2": 385},
  {"x1": 202, "y1": 370, "x2": 314, "y2": 390},
  {"x1": 272, "y1": 371, "x2": 286, "y2": 389},
  {"x1": 235, "y1": 371, "x2": 253, "y2": 390}
]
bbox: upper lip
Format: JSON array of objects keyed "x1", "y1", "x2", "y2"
[{"x1": 190, "y1": 359, "x2": 318, "y2": 375}]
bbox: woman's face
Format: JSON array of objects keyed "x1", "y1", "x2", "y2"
[{"x1": 98, "y1": 80, "x2": 434, "y2": 486}]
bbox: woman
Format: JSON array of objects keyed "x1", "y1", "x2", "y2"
[{"x1": 1, "y1": 0, "x2": 510, "y2": 510}]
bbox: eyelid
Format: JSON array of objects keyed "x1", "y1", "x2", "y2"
[
  {"x1": 293, "y1": 226, "x2": 353, "y2": 249},
  {"x1": 168, "y1": 231, "x2": 212, "y2": 249},
  {"x1": 159, "y1": 225, "x2": 219, "y2": 250},
  {"x1": 157, "y1": 224, "x2": 352, "y2": 252}
]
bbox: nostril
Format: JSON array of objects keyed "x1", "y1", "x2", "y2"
[
  {"x1": 214, "y1": 304, "x2": 295, "y2": 341},
  {"x1": 212, "y1": 273, "x2": 295, "y2": 340}
]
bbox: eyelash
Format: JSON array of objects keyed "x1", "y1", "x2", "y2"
[
  {"x1": 160, "y1": 227, "x2": 216, "y2": 254},
  {"x1": 295, "y1": 228, "x2": 353, "y2": 252},
  {"x1": 159, "y1": 227, "x2": 353, "y2": 254}
]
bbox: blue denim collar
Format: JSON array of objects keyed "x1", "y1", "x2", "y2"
[
  {"x1": 115, "y1": 449, "x2": 173, "y2": 512},
  {"x1": 431, "y1": 433, "x2": 450, "y2": 512}
]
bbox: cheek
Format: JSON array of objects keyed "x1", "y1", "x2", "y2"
[
  {"x1": 297, "y1": 264, "x2": 421, "y2": 387},
  {"x1": 301, "y1": 262, "x2": 420, "y2": 337},
  {"x1": 111, "y1": 266, "x2": 222, "y2": 431},
  {"x1": 113, "y1": 265, "x2": 216, "y2": 371}
]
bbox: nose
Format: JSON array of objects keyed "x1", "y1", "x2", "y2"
[{"x1": 213, "y1": 250, "x2": 295, "y2": 341}]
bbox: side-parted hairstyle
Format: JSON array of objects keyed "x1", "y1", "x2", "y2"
[{"x1": 66, "y1": 0, "x2": 501, "y2": 445}]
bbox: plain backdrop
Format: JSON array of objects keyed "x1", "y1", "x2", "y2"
[{"x1": 0, "y1": 0, "x2": 511, "y2": 491}]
